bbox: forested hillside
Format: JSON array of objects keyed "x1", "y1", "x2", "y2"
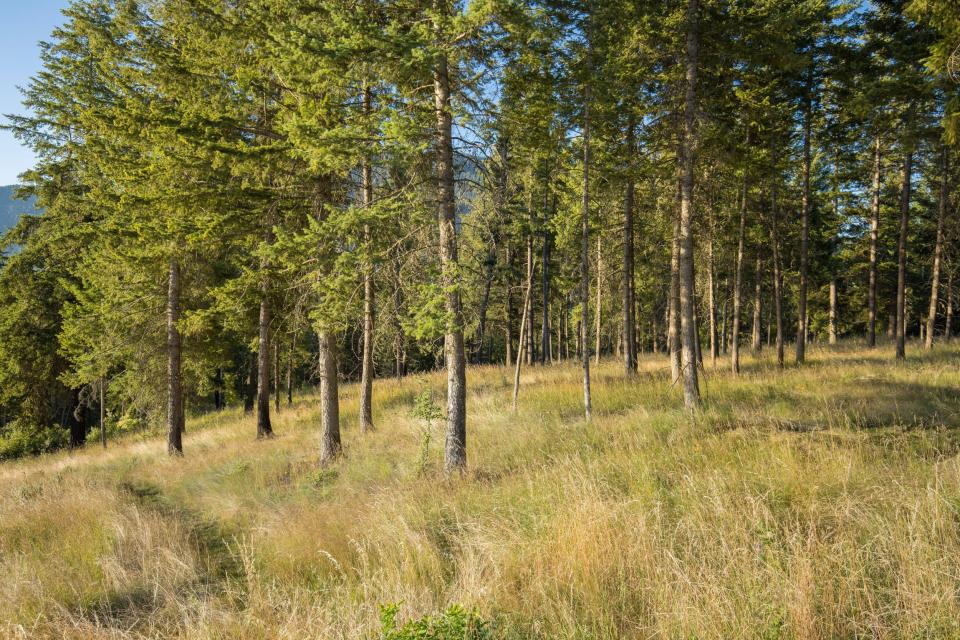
[
  {"x1": 0, "y1": 1, "x2": 958, "y2": 469},
  {"x1": 0, "y1": 185, "x2": 37, "y2": 233}
]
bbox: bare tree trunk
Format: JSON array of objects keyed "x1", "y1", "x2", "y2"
[
  {"x1": 796, "y1": 97, "x2": 812, "y2": 364},
  {"x1": 359, "y1": 90, "x2": 376, "y2": 433},
  {"x1": 770, "y1": 176, "x2": 784, "y2": 368},
  {"x1": 732, "y1": 166, "x2": 747, "y2": 374},
  {"x1": 581, "y1": 75, "x2": 593, "y2": 422},
  {"x1": 678, "y1": 0, "x2": 701, "y2": 410},
  {"x1": 896, "y1": 149, "x2": 913, "y2": 360},
  {"x1": 99, "y1": 378, "x2": 106, "y2": 449},
  {"x1": 274, "y1": 342, "x2": 281, "y2": 413},
  {"x1": 167, "y1": 260, "x2": 184, "y2": 455},
  {"x1": 392, "y1": 254, "x2": 406, "y2": 379},
  {"x1": 926, "y1": 148, "x2": 948, "y2": 350},
  {"x1": 946, "y1": 272, "x2": 954, "y2": 342},
  {"x1": 256, "y1": 294, "x2": 273, "y2": 438},
  {"x1": 505, "y1": 244, "x2": 514, "y2": 368},
  {"x1": 318, "y1": 331, "x2": 341, "y2": 465},
  {"x1": 623, "y1": 125, "x2": 637, "y2": 375},
  {"x1": 512, "y1": 273, "x2": 534, "y2": 412},
  {"x1": 868, "y1": 136, "x2": 881, "y2": 347},
  {"x1": 829, "y1": 280, "x2": 838, "y2": 345},
  {"x1": 707, "y1": 224, "x2": 718, "y2": 367},
  {"x1": 541, "y1": 187, "x2": 553, "y2": 366},
  {"x1": 752, "y1": 254, "x2": 762, "y2": 352},
  {"x1": 669, "y1": 213, "x2": 682, "y2": 383},
  {"x1": 595, "y1": 235, "x2": 602, "y2": 365},
  {"x1": 286, "y1": 336, "x2": 293, "y2": 406},
  {"x1": 434, "y1": 44, "x2": 467, "y2": 472}
]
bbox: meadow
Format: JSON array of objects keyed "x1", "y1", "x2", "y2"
[{"x1": 3, "y1": 340, "x2": 960, "y2": 639}]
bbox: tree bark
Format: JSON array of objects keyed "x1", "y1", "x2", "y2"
[
  {"x1": 274, "y1": 342, "x2": 280, "y2": 413},
  {"x1": 167, "y1": 260, "x2": 184, "y2": 455},
  {"x1": 581, "y1": 74, "x2": 593, "y2": 422},
  {"x1": 594, "y1": 235, "x2": 602, "y2": 365},
  {"x1": 829, "y1": 279, "x2": 838, "y2": 345},
  {"x1": 795, "y1": 97, "x2": 812, "y2": 364},
  {"x1": 896, "y1": 149, "x2": 913, "y2": 360},
  {"x1": 752, "y1": 254, "x2": 762, "y2": 352},
  {"x1": 732, "y1": 165, "x2": 748, "y2": 374},
  {"x1": 623, "y1": 126, "x2": 638, "y2": 375},
  {"x1": 678, "y1": 0, "x2": 701, "y2": 409},
  {"x1": 868, "y1": 136, "x2": 881, "y2": 347},
  {"x1": 946, "y1": 272, "x2": 954, "y2": 342},
  {"x1": 669, "y1": 212, "x2": 682, "y2": 383},
  {"x1": 256, "y1": 294, "x2": 273, "y2": 438},
  {"x1": 359, "y1": 88, "x2": 376, "y2": 433},
  {"x1": 318, "y1": 330, "x2": 341, "y2": 465},
  {"x1": 434, "y1": 44, "x2": 467, "y2": 472},
  {"x1": 926, "y1": 148, "x2": 948, "y2": 350},
  {"x1": 770, "y1": 176, "x2": 784, "y2": 368},
  {"x1": 707, "y1": 224, "x2": 718, "y2": 366}
]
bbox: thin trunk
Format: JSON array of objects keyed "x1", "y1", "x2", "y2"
[
  {"x1": 926, "y1": 148, "x2": 948, "y2": 349},
  {"x1": 829, "y1": 280, "x2": 838, "y2": 345},
  {"x1": 393, "y1": 253, "x2": 406, "y2": 379},
  {"x1": 505, "y1": 244, "x2": 514, "y2": 368},
  {"x1": 669, "y1": 213, "x2": 682, "y2": 382},
  {"x1": 318, "y1": 331, "x2": 341, "y2": 465},
  {"x1": 512, "y1": 271, "x2": 535, "y2": 412},
  {"x1": 707, "y1": 230, "x2": 717, "y2": 366},
  {"x1": 796, "y1": 97, "x2": 812, "y2": 363},
  {"x1": 167, "y1": 260, "x2": 184, "y2": 455},
  {"x1": 623, "y1": 124, "x2": 638, "y2": 375},
  {"x1": 594, "y1": 235, "x2": 602, "y2": 365},
  {"x1": 752, "y1": 254, "x2": 762, "y2": 352},
  {"x1": 896, "y1": 149, "x2": 913, "y2": 360},
  {"x1": 274, "y1": 342, "x2": 280, "y2": 413},
  {"x1": 868, "y1": 136, "x2": 881, "y2": 347},
  {"x1": 581, "y1": 71, "x2": 593, "y2": 422},
  {"x1": 99, "y1": 377, "x2": 106, "y2": 449},
  {"x1": 434, "y1": 43, "x2": 467, "y2": 472},
  {"x1": 286, "y1": 336, "x2": 293, "y2": 406},
  {"x1": 541, "y1": 186, "x2": 553, "y2": 366},
  {"x1": 732, "y1": 166, "x2": 748, "y2": 374},
  {"x1": 525, "y1": 203, "x2": 535, "y2": 366},
  {"x1": 771, "y1": 179, "x2": 784, "y2": 368},
  {"x1": 678, "y1": 0, "x2": 701, "y2": 409},
  {"x1": 256, "y1": 296, "x2": 273, "y2": 438},
  {"x1": 946, "y1": 272, "x2": 954, "y2": 341},
  {"x1": 359, "y1": 89, "x2": 376, "y2": 433}
]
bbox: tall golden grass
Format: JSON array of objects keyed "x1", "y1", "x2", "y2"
[{"x1": 2, "y1": 340, "x2": 960, "y2": 638}]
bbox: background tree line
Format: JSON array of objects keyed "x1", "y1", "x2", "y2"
[{"x1": 0, "y1": 0, "x2": 958, "y2": 470}]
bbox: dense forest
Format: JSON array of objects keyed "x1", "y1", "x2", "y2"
[{"x1": 1, "y1": 0, "x2": 959, "y2": 468}]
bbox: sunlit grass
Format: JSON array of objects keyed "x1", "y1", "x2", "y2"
[{"x1": 2, "y1": 339, "x2": 960, "y2": 638}]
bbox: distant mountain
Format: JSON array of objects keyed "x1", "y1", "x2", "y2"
[{"x1": 0, "y1": 185, "x2": 39, "y2": 233}]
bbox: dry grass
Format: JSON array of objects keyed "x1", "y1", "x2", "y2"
[{"x1": 3, "y1": 340, "x2": 960, "y2": 638}]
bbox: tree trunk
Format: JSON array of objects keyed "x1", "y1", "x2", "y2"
[
  {"x1": 99, "y1": 378, "x2": 106, "y2": 449},
  {"x1": 434, "y1": 45, "x2": 467, "y2": 472},
  {"x1": 512, "y1": 274, "x2": 534, "y2": 412},
  {"x1": 946, "y1": 272, "x2": 954, "y2": 341},
  {"x1": 707, "y1": 228, "x2": 718, "y2": 367},
  {"x1": 359, "y1": 89, "x2": 376, "y2": 433},
  {"x1": 581, "y1": 75, "x2": 593, "y2": 422},
  {"x1": 541, "y1": 186, "x2": 553, "y2": 366},
  {"x1": 623, "y1": 127, "x2": 638, "y2": 375},
  {"x1": 167, "y1": 260, "x2": 184, "y2": 455},
  {"x1": 274, "y1": 343, "x2": 280, "y2": 413},
  {"x1": 829, "y1": 279, "x2": 838, "y2": 345},
  {"x1": 669, "y1": 212, "x2": 682, "y2": 383},
  {"x1": 256, "y1": 295, "x2": 273, "y2": 438},
  {"x1": 318, "y1": 330, "x2": 341, "y2": 464},
  {"x1": 732, "y1": 165, "x2": 748, "y2": 375},
  {"x1": 594, "y1": 235, "x2": 602, "y2": 365},
  {"x1": 868, "y1": 136, "x2": 881, "y2": 347},
  {"x1": 752, "y1": 254, "x2": 762, "y2": 352},
  {"x1": 505, "y1": 244, "x2": 514, "y2": 368},
  {"x1": 896, "y1": 149, "x2": 913, "y2": 360},
  {"x1": 795, "y1": 97, "x2": 812, "y2": 364},
  {"x1": 770, "y1": 177, "x2": 784, "y2": 368},
  {"x1": 286, "y1": 338, "x2": 293, "y2": 406},
  {"x1": 926, "y1": 148, "x2": 948, "y2": 350},
  {"x1": 677, "y1": 0, "x2": 701, "y2": 410},
  {"x1": 244, "y1": 351, "x2": 256, "y2": 413}
]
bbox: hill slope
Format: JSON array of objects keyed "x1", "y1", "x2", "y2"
[
  {"x1": 0, "y1": 184, "x2": 38, "y2": 232},
  {"x1": 2, "y1": 342, "x2": 960, "y2": 639}
]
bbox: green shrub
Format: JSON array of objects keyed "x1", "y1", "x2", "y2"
[{"x1": 379, "y1": 604, "x2": 492, "y2": 640}]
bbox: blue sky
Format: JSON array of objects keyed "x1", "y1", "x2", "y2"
[{"x1": 0, "y1": 1, "x2": 70, "y2": 185}]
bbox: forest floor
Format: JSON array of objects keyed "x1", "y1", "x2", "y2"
[{"x1": 3, "y1": 340, "x2": 960, "y2": 639}]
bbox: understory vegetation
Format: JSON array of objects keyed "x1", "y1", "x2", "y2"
[{"x1": 3, "y1": 342, "x2": 960, "y2": 639}]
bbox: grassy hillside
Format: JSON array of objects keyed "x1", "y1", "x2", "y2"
[{"x1": 3, "y1": 341, "x2": 960, "y2": 639}]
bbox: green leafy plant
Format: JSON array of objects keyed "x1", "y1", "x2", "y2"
[
  {"x1": 379, "y1": 604, "x2": 492, "y2": 640},
  {"x1": 411, "y1": 387, "x2": 444, "y2": 475}
]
